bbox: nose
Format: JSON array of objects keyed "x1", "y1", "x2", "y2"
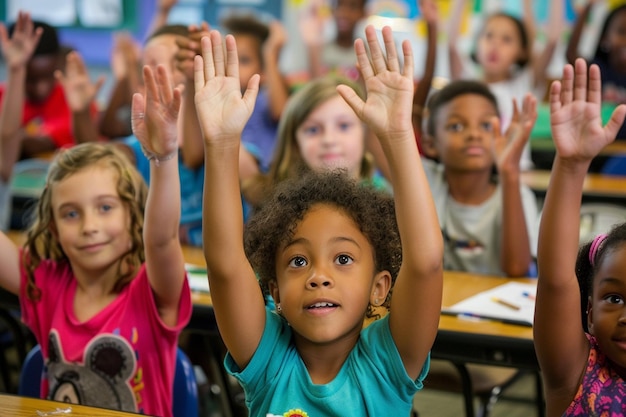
[
  {"x1": 81, "y1": 212, "x2": 99, "y2": 234},
  {"x1": 306, "y1": 268, "x2": 334, "y2": 289}
]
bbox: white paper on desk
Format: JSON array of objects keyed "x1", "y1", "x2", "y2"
[
  {"x1": 185, "y1": 264, "x2": 210, "y2": 293},
  {"x1": 442, "y1": 281, "x2": 537, "y2": 326}
]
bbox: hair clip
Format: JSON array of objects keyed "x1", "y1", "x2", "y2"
[{"x1": 589, "y1": 233, "x2": 608, "y2": 266}]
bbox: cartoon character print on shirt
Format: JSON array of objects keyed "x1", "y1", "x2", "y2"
[
  {"x1": 267, "y1": 410, "x2": 310, "y2": 417},
  {"x1": 46, "y1": 331, "x2": 137, "y2": 412}
]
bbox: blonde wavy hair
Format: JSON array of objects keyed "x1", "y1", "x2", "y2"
[{"x1": 23, "y1": 143, "x2": 148, "y2": 301}]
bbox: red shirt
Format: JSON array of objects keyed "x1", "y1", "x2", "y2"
[{"x1": 0, "y1": 83, "x2": 96, "y2": 148}]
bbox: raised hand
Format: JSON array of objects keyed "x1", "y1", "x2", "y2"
[
  {"x1": 550, "y1": 58, "x2": 626, "y2": 162},
  {"x1": 264, "y1": 20, "x2": 287, "y2": 57},
  {"x1": 110, "y1": 32, "x2": 141, "y2": 82},
  {"x1": 56, "y1": 51, "x2": 105, "y2": 112},
  {"x1": 493, "y1": 94, "x2": 538, "y2": 174},
  {"x1": 193, "y1": 31, "x2": 259, "y2": 144},
  {"x1": 419, "y1": 0, "x2": 438, "y2": 25},
  {"x1": 0, "y1": 11, "x2": 42, "y2": 71},
  {"x1": 298, "y1": 0, "x2": 326, "y2": 47},
  {"x1": 337, "y1": 25, "x2": 414, "y2": 141},
  {"x1": 176, "y1": 22, "x2": 210, "y2": 81},
  {"x1": 131, "y1": 65, "x2": 182, "y2": 158}
]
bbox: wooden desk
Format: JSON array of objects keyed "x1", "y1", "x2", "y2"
[
  {"x1": 0, "y1": 393, "x2": 140, "y2": 416},
  {"x1": 434, "y1": 271, "x2": 537, "y2": 370},
  {"x1": 522, "y1": 169, "x2": 626, "y2": 205}
]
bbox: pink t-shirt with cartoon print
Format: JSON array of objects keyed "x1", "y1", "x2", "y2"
[{"x1": 19, "y1": 257, "x2": 192, "y2": 417}]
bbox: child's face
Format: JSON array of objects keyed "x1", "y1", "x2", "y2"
[
  {"x1": 25, "y1": 54, "x2": 59, "y2": 104},
  {"x1": 50, "y1": 165, "x2": 132, "y2": 278},
  {"x1": 429, "y1": 94, "x2": 498, "y2": 172},
  {"x1": 603, "y1": 11, "x2": 626, "y2": 68},
  {"x1": 296, "y1": 95, "x2": 365, "y2": 179},
  {"x1": 233, "y1": 34, "x2": 263, "y2": 92},
  {"x1": 272, "y1": 203, "x2": 380, "y2": 347},
  {"x1": 143, "y1": 34, "x2": 186, "y2": 89},
  {"x1": 333, "y1": 0, "x2": 366, "y2": 39},
  {"x1": 588, "y1": 243, "x2": 626, "y2": 377},
  {"x1": 476, "y1": 15, "x2": 524, "y2": 77}
]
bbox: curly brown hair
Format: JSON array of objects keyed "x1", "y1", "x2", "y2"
[
  {"x1": 244, "y1": 169, "x2": 401, "y2": 317},
  {"x1": 23, "y1": 143, "x2": 148, "y2": 301}
]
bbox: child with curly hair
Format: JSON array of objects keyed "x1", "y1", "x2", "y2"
[{"x1": 195, "y1": 23, "x2": 443, "y2": 416}]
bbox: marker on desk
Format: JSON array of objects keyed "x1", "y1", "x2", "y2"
[
  {"x1": 522, "y1": 291, "x2": 536, "y2": 301},
  {"x1": 491, "y1": 296, "x2": 521, "y2": 311}
]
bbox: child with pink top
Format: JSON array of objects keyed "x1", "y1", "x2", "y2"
[{"x1": 0, "y1": 60, "x2": 191, "y2": 416}]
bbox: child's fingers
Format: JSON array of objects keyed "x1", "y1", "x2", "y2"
[
  {"x1": 587, "y1": 63, "x2": 602, "y2": 105},
  {"x1": 382, "y1": 26, "x2": 399, "y2": 73},
  {"x1": 337, "y1": 84, "x2": 364, "y2": 119},
  {"x1": 510, "y1": 98, "x2": 519, "y2": 122},
  {"x1": 242, "y1": 73, "x2": 261, "y2": 110},
  {"x1": 130, "y1": 92, "x2": 146, "y2": 129},
  {"x1": 549, "y1": 80, "x2": 562, "y2": 115},
  {"x1": 365, "y1": 25, "x2": 387, "y2": 75},
  {"x1": 573, "y1": 58, "x2": 588, "y2": 103},
  {"x1": 402, "y1": 39, "x2": 414, "y2": 78},
  {"x1": 224, "y1": 34, "x2": 240, "y2": 79},
  {"x1": 560, "y1": 63, "x2": 574, "y2": 106},
  {"x1": 604, "y1": 105, "x2": 626, "y2": 142},
  {"x1": 193, "y1": 55, "x2": 205, "y2": 90},
  {"x1": 210, "y1": 30, "x2": 225, "y2": 77},
  {"x1": 143, "y1": 65, "x2": 159, "y2": 103},
  {"x1": 156, "y1": 65, "x2": 173, "y2": 104},
  {"x1": 200, "y1": 36, "x2": 215, "y2": 81},
  {"x1": 354, "y1": 38, "x2": 373, "y2": 80}
]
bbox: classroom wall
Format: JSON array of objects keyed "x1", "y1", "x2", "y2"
[{"x1": 0, "y1": 0, "x2": 614, "y2": 104}]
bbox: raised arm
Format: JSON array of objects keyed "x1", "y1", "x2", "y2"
[
  {"x1": 56, "y1": 51, "x2": 104, "y2": 144},
  {"x1": 131, "y1": 64, "x2": 185, "y2": 327},
  {"x1": 413, "y1": 0, "x2": 438, "y2": 139},
  {"x1": 447, "y1": 0, "x2": 467, "y2": 80},
  {"x1": 338, "y1": 25, "x2": 443, "y2": 380},
  {"x1": 493, "y1": 95, "x2": 537, "y2": 276},
  {"x1": 530, "y1": 0, "x2": 564, "y2": 90},
  {"x1": 194, "y1": 31, "x2": 265, "y2": 368},
  {"x1": 535, "y1": 59, "x2": 626, "y2": 413},
  {"x1": 263, "y1": 21, "x2": 290, "y2": 121},
  {"x1": 565, "y1": 1, "x2": 596, "y2": 66},
  {"x1": 0, "y1": 11, "x2": 41, "y2": 181}
]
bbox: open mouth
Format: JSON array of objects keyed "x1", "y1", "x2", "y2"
[{"x1": 308, "y1": 301, "x2": 337, "y2": 309}]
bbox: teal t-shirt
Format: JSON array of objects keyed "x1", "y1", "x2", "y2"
[{"x1": 225, "y1": 310, "x2": 429, "y2": 417}]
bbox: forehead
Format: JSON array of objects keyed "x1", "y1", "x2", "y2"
[
  {"x1": 436, "y1": 93, "x2": 498, "y2": 121},
  {"x1": 483, "y1": 15, "x2": 521, "y2": 35},
  {"x1": 304, "y1": 95, "x2": 356, "y2": 120},
  {"x1": 595, "y1": 244, "x2": 626, "y2": 282},
  {"x1": 143, "y1": 35, "x2": 178, "y2": 64},
  {"x1": 291, "y1": 204, "x2": 363, "y2": 240},
  {"x1": 51, "y1": 165, "x2": 119, "y2": 205},
  {"x1": 26, "y1": 54, "x2": 58, "y2": 78},
  {"x1": 233, "y1": 34, "x2": 261, "y2": 55}
]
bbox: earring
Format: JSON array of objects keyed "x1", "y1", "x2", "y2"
[
  {"x1": 276, "y1": 303, "x2": 282, "y2": 313},
  {"x1": 374, "y1": 298, "x2": 379, "y2": 306}
]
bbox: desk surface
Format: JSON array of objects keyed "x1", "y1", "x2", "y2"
[
  {"x1": 522, "y1": 169, "x2": 626, "y2": 203},
  {"x1": 0, "y1": 394, "x2": 140, "y2": 416}
]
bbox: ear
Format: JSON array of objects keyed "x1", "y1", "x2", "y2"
[
  {"x1": 586, "y1": 296, "x2": 594, "y2": 335},
  {"x1": 370, "y1": 270, "x2": 392, "y2": 307},
  {"x1": 420, "y1": 133, "x2": 439, "y2": 160},
  {"x1": 269, "y1": 280, "x2": 280, "y2": 305}
]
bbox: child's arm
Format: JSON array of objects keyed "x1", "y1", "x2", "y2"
[
  {"x1": 535, "y1": 59, "x2": 626, "y2": 412},
  {"x1": 413, "y1": 0, "x2": 437, "y2": 139},
  {"x1": 493, "y1": 95, "x2": 537, "y2": 276},
  {"x1": 565, "y1": 1, "x2": 596, "y2": 66},
  {"x1": 0, "y1": 11, "x2": 41, "y2": 181},
  {"x1": 338, "y1": 25, "x2": 443, "y2": 380},
  {"x1": 145, "y1": 0, "x2": 178, "y2": 39},
  {"x1": 447, "y1": 0, "x2": 466, "y2": 80},
  {"x1": 98, "y1": 32, "x2": 141, "y2": 140},
  {"x1": 299, "y1": 0, "x2": 327, "y2": 79},
  {"x1": 0, "y1": 232, "x2": 21, "y2": 295},
  {"x1": 529, "y1": 0, "x2": 563, "y2": 91},
  {"x1": 55, "y1": 51, "x2": 104, "y2": 144},
  {"x1": 194, "y1": 31, "x2": 264, "y2": 368},
  {"x1": 131, "y1": 64, "x2": 185, "y2": 327},
  {"x1": 263, "y1": 21, "x2": 290, "y2": 122}
]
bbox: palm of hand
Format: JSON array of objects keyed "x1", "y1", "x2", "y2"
[
  {"x1": 196, "y1": 77, "x2": 252, "y2": 141},
  {"x1": 361, "y1": 72, "x2": 413, "y2": 138},
  {"x1": 137, "y1": 101, "x2": 179, "y2": 155},
  {"x1": 3, "y1": 32, "x2": 36, "y2": 67},
  {"x1": 551, "y1": 101, "x2": 609, "y2": 160}
]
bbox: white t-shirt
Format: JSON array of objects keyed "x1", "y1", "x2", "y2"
[{"x1": 423, "y1": 158, "x2": 539, "y2": 276}]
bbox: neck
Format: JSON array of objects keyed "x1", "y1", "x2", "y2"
[{"x1": 445, "y1": 169, "x2": 496, "y2": 205}]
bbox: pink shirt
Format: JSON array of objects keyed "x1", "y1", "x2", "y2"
[{"x1": 19, "y1": 257, "x2": 192, "y2": 417}]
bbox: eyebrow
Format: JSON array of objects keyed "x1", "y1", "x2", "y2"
[{"x1": 282, "y1": 236, "x2": 362, "y2": 251}]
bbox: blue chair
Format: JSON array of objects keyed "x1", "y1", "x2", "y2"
[
  {"x1": 18, "y1": 345, "x2": 198, "y2": 417},
  {"x1": 601, "y1": 155, "x2": 626, "y2": 176}
]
